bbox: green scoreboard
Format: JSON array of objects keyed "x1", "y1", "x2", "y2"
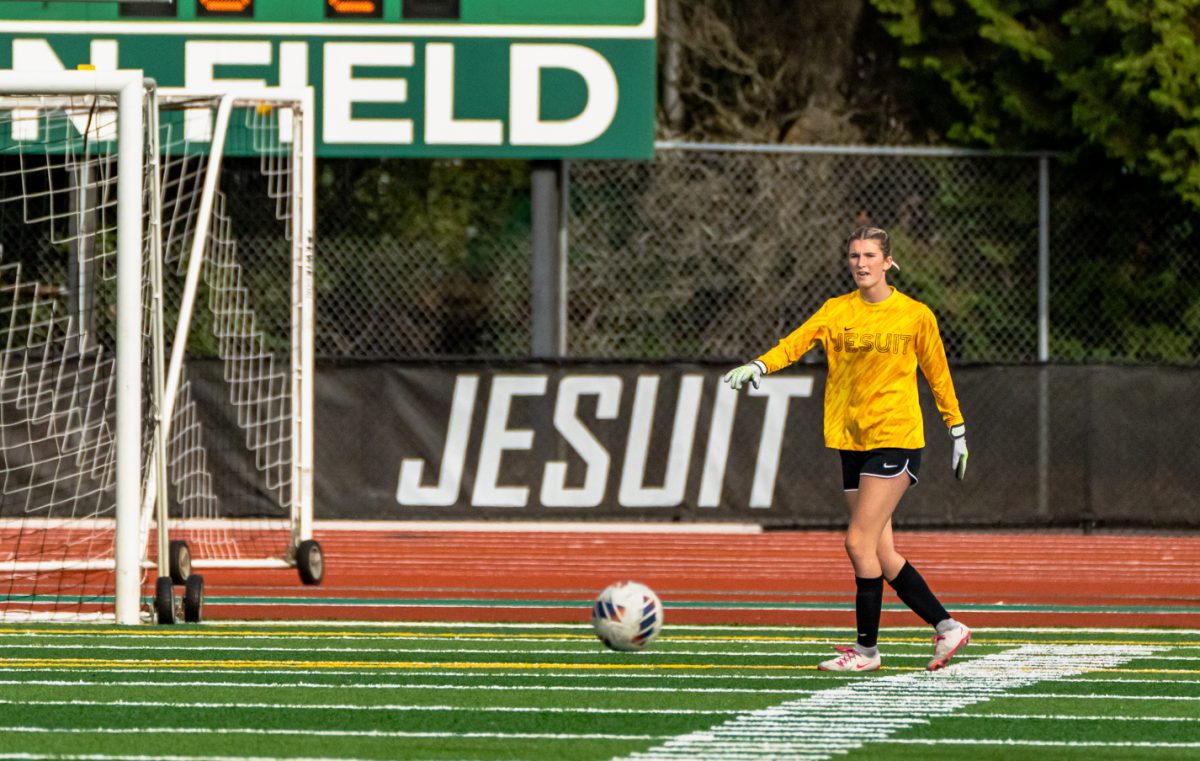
[{"x1": 0, "y1": 0, "x2": 657, "y2": 158}]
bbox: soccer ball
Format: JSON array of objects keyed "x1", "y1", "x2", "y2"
[{"x1": 591, "y1": 581, "x2": 664, "y2": 651}]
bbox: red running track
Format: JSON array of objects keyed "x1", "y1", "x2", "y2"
[{"x1": 191, "y1": 529, "x2": 1200, "y2": 629}]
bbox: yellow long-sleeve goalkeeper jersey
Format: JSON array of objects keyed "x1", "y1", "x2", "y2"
[{"x1": 756, "y1": 287, "x2": 963, "y2": 451}]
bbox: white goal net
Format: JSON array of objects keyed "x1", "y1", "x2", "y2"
[{"x1": 0, "y1": 73, "x2": 316, "y2": 624}]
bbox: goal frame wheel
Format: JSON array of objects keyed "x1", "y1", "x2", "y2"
[
  {"x1": 153, "y1": 576, "x2": 176, "y2": 625},
  {"x1": 183, "y1": 574, "x2": 205, "y2": 623},
  {"x1": 296, "y1": 539, "x2": 324, "y2": 585},
  {"x1": 168, "y1": 540, "x2": 192, "y2": 585}
]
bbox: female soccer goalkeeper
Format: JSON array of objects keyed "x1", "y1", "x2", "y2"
[{"x1": 723, "y1": 226, "x2": 970, "y2": 672}]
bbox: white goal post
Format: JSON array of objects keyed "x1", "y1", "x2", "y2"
[
  {"x1": 0, "y1": 72, "x2": 317, "y2": 624},
  {"x1": 150, "y1": 85, "x2": 318, "y2": 577}
]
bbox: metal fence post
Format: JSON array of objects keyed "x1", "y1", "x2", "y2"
[
  {"x1": 1037, "y1": 154, "x2": 1051, "y2": 519},
  {"x1": 1038, "y1": 155, "x2": 1050, "y2": 363},
  {"x1": 531, "y1": 159, "x2": 565, "y2": 357}
]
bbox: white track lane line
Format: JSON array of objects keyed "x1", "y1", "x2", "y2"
[{"x1": 618, "y1": 644, "x2": 1166, "y2": 761}]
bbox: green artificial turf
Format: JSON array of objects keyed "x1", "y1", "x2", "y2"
[{"x1": 0, "y1": 624, "x2": 1195, "y2": 760}]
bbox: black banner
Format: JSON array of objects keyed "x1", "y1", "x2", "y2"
[
  {"x1": 184, "y1": 361, "x2": 1200, "y2": 528},
  {"x1": 314, "y1": 361, "x2": 831, "y2": 523}
]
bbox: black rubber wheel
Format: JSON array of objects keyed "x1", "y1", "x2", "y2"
[
  {"x1": 168, "y1": 539, "x2": 192, "y2": 585},
  {"x1": 154, "y1": 576, "x2": 176, "y2": 625},
  {"x1": 183, "y1": 574, "x2": 205, "y2": 623},
  {"x1": 296, "y1": 539, "x2": 324, "y2": 585}
]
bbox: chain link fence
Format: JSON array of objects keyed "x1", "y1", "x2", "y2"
[
  {"x1": 307, "y1": 159, "x2": 533, "y2": 359},
  {"x1": 568, "y1": 146, "x2": 1044, "y2": 362},
  {"x1": 221, "y1": 145, "x2": 1200, "y2": 365}
]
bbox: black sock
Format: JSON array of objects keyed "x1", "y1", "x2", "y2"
[
  {"x1": 887, "y1": 561, "x2": 950, "y2": 627},
  {"x1": 855, "y1": 575, "x2": 884, "y2": 649}
]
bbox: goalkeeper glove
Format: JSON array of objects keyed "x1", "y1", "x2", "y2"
[
  {"x1": 722, "y1": 360, "x2": 766, "y2": 391},
  {"x1": 949, "y1": 424, "x2": 968, "y2": 481}
]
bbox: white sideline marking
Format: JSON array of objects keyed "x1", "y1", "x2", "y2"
[
  {"x1": 0, "y1": 757, "x2": 364, "y2": 761},
  {"x1": 953, "y1": 713, "x2": 1196, "y2": 722},
  {"x1": 0, "y1": 756, "x2": 366, "y2": 761},
  {"x1": 0, "y1": 699, "x2": 736, "y2": 716},
  {"x1": 0, "y1": 643, "x2": 983, "y2": 657},
  {"x1": 3, "y1": 671, "x2": 1200, "y2": 686},
  {"x1": 130, "y1": 621, "x2": 1200, "y2": 635},
  {"x1": 28, "y1": 642, "x2": 1185, "y2": 660},
  {"x1": 0, "y1": 699, "x2": 1192, "y2": 724},
  {"x1": 0, "y1": 677, "x2": 809, "y2": 694},
  {"x1": 618, "y1": 645, "x2": 1165, "y2": 761},
  {"x1": 3, "y1": 676, "x2": 1199, "y2": 699},
  {"x1": 0, "y1": 727, "x2": 665, "y2": 741},
  {"x1": 0, "y1": 745, "x2": 1198, "y2": 761},
  {"x1": 882, "y1": 739, "x2": 1200, "y2": 749}
]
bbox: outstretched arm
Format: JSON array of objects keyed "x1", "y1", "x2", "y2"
[
  {"x1": 916, "y1": 309, "x2": 968, "y2": 480},
  {"x1": 723, "y1": 305, "x2": 829, "y2": 391}
]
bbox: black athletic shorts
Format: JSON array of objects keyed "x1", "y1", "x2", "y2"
[{"x1": 839, "y1": 448, "x2": 922, "y2": 491}]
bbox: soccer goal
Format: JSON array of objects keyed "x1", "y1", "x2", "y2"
[{"x1": 0, "y1": 72, "x2": 320, "y2": 624}]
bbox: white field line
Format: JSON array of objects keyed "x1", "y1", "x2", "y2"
[
  {"x1": 618, "y1": 645, "x2": 1167, "y2": 761},
  {"x1": 0, "y1": 756, "x2": 376, "y2": 761},
  {"x1": 1063, "y1": 676, "x2": 1200, "y2": 684},
  {"x1": 0, "y1": 678, "x2": 815, "y2": 694},
  {"x1": 880, "y1": 739, "x2": 1200, "y2": 749},
  {"x1": 7, "y1": 671, "x2": 1195, "y2": 687},
  {"x1": 101, "y1": 622, "x2": 1200, "y2": 635},
  {"x1": 0, "y1": 643, "x2": 970, "y2": 656},
  {"x1": 0, "y1": 676, "x2": 1197, "y2": 701},
  {"x1": 0, "y1": 727, "x2": 667, "y2": 741},
  {"x1": 0, "y1": 698, "x2": 735, "y2": 715},
  {"x1": 4, "y1": 745, "x2": 1199, "y2": 760},
  {"x1": 0, "y1": 648, "x2": 1195, "y2": 662},
  {"x1": 179, "y1": 601, "x2": 1200, "y2": 615},
  {"x1": 6, "y1": 624, "x2": 1200, "y2": 643},
  {"x1": 3, "y1": 635, "x2": 1199, "y2": 654},
  {"x1": 0, "y1": 700, "x2": 1194, "y2": 724},
  {"x1": 22, "y1": 642, "x2": 1187, "y2": 660},
  {"x1": 954, "y1": 713, "x2": 1196, "y2": 722},
  {"x1": 0, "y1": 673, "x2": 843, "y2": 683}
]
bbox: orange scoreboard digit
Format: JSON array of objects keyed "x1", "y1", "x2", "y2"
[
  {"x1": 195, "y1": 0, "x2": 254, "y2": 17},
  {"x1": 326, "y1": 0, "x2": 383, "y2": 18}
]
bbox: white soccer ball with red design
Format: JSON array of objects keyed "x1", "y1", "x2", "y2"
[{"x1": 591, "y1": 581, "x2": 664, "y2": 651}]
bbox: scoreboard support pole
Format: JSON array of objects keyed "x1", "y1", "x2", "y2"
[{"x1": 531, "y1": 159, "x2": 567, "y2": 358}]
